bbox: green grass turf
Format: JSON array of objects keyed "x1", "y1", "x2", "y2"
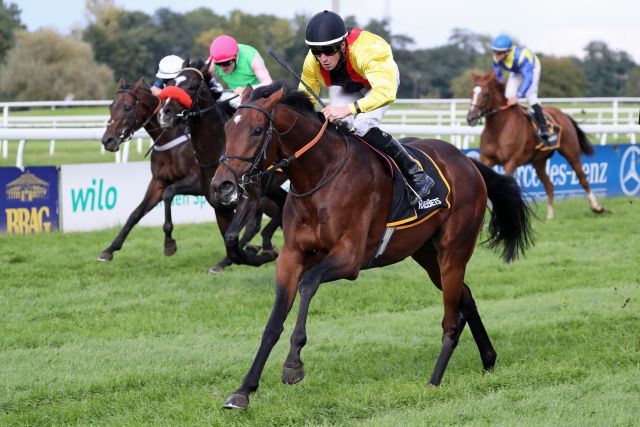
[{"x1": 0, "y1": 197, "x2": 638, "y2": 425}]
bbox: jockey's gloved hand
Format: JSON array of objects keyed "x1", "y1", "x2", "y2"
[{"x1": 334, "y1": 120, "x2": 351, "y2": 135}]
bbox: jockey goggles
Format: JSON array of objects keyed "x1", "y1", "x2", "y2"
[
  {"x1": 216, "y1": 58, "x2": 235, "y2": 67},
  {"x1": 310, "y1": 44, "x2": 341, "y2": 57}
]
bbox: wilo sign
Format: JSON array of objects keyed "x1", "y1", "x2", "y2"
[{"x1": 59, "y1": 162, "x2": 212, "y2": 232}]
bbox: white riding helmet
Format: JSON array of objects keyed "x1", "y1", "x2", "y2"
[{"x1": 156, "y1": 55, "x2": 184, "y2": 79}]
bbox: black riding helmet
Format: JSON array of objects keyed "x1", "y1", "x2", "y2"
[{"x1": 305, "y1": 10, "x2": 347, "y2": 47}]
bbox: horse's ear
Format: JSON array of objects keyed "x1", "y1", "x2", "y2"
[
  {"x1": 133, "y1": 77, "x2": 145, "y2": 89},
  {"x1": 470, "y1": 71, "x2": 479, "y2": 81},
  {"x1": 241, "y1": 85, "x2": 253, "y2": 103},
  {"x1": 182, "y1": 58, "x2": 190, "y2": 69},
  {"x1": 265, "y1": 86, "x2": 285, "y2": 108},
  {"x1": 488, "y1": 71, "x2": 496, "y2": 80},
  {"x1": 117, "y1": 78, "x2": 126, "y2": 89},
  {"x1": 200, "y1": 59, "x2": 209, "y2": 74}
]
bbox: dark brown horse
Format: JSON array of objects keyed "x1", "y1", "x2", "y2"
[
  {"x1": 466, "y1": 71, "x2": 604, "y2": 220},
  {"x1": 100, "y1": 77, "x2": 202, "y2": 261},
  {"x1": 157, "y1": 60, "x2": 287, "y2": 269},
  {"x1": 210, "y1": 83, "x2": 533, "y2": 410},
  {"x1": 100, "y1": 77, "x2": 283, "y2": 271}
]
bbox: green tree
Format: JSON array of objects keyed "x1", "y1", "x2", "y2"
[
  {"x1": 0, "y1": 0, "x2": 24, "y2": 62},
  {"x1": 582, "y1": 41, "x2": 636, "y2": 96},
  {"x1": 83, "y1": 8, "x2": 165, "y2": 82},
  {"x1": 183, "y1": 8, "x2": 225, "y2": 58},
  {"x1": 538, "y1": 55, "x2": 587, "y2": 97},
  {"x1": 0, "y1": 29, "x2": 113, "y2": 101},
  {"x1": 450, "y1": 69, "x2": 481, "y2": 98},
  {"x1": 623, "y1": 66, "x2": 640, "y2": 96}
]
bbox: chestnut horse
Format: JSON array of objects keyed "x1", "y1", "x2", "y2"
[
  {"x1": 157, "y1": 60, "x2": 287, "y2": 269},
  {"x1": 101, "y1": 77, "x2": 283, "y2": 272},
  {"x1": 211, "y1": 83, "x2": 534, "y2": 409},
  {"x1": 466, "y1": 71, "x2": 604, "y2": 220}
]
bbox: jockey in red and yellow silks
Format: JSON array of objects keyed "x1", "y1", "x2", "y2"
[
  {"x1": 299, "y1": 10, "x2": 434, "y2": 203},
  {"x1": 300, "y1": 28, "x2": 398, "y2": 118}
]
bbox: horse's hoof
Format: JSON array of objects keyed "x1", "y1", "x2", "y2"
[
  {"x1": 164, "y1": 240, "x2": 177, "y2": 256},
  {"x1": 222, "y1": 393, "x2": 249, "y2": 410},
  {"x1": 592, "y1": 205, "x2": 605, "y2": 214},
  {"x1": 482, "y1": 350, "x2": 497, "y2": 371},
  {"x1": 262, "y1": 245, "x2": 279, "y2": 260},
  {"x1": 244, "y1": 244, "x2": 261, "y2": 256},
  {"x1": 261, "y1": 249, "x2": 279, "y2": 261},
  {"x1": 97, "y1": 252, "x2": 113, "y2": 262},
  {"x1": 209, "y1": 265, "x2": 224, "y2": 274},
  {"x1": 282, "y1": 365, "x2": 305, "y2": 385}
]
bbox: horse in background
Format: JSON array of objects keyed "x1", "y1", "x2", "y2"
[
  {"x1": 157, "y1": 59, "x2": 287, "y2": 270},
  {"x1": 100, "y1": 77, "x2": 282, "y2": 272},
  {"x1": 466, "y1": 71, "x2": 604, "y2": 220},
  {"x1": 210, "y1": 83, "x2": 533, "y2": 409},
  {"x1": 100, "y1": 77, "x2": 202, "y2": 261}
]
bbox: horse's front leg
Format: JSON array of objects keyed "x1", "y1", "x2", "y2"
[
  {"x1": 209, "y1": 206, "x2": 235, "y2": 273},
  {"x1": 532, "y1": 159, "x2": 555, "y2": 220},
  {"x1": 98, "y1": 179, "x2": 163, "y2": 261},
  {"x1": 223, "y1": 248, "x2": 304, "y2": 409},
  {"x1": 161, "y1": 174, "x2": 202, "y2": 256},
  {"x1": 282, "y1": 242, "x2": 360, "y2": 385}
]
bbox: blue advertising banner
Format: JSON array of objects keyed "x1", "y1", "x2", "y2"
[
  {"x1": 0, "y1": 166, "x2": 59, "y2": 234},
  {"x1": 464, "y1": 144, "x2": 640, "y2": 199}
]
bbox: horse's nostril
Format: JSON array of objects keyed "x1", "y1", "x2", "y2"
[{"x1": 219, "y1": 181, "x2": 235, "y2": 195}]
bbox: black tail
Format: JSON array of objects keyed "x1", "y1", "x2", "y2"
[
  {"x1": 569, "y1": 116, "x2": 594, "y2": 156},
  {"x1": 471, "y1": 159, "x2": 534, "y2": 263}
]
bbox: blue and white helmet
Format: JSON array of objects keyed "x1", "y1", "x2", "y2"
[{"x1": 491, "y1": 35, "x2": 513, "y2": 52}]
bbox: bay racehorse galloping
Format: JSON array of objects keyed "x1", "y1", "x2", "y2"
[
  {"x1": 100, "y1": 77, "x2": 202, "y2": 261},
  {"x1": 466, "y1": 71, "x2": 605, "y2": 220},
  {"x1": 101, "y1": 77, "x2": 282, "y2": 272},
  {"x1": 157, "y1": 60, "x2": 287, "y2": 270},
  {"x1": 211, "y1": 83, "x2": 534, "y2": 410}
]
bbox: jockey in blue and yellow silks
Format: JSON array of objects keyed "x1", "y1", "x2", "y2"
[
  {"x1": 300, "y1": 10, "x2": 434, "y2": 202},
  {"x1": 491, "y1": 34, "x2": 556, "y2": 145}
]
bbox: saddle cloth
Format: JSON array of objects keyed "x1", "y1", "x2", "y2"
[
  {"x1": 385, "y1": 145, "x2": 450, "y2": 228},
  {"x1": 363, "y1": 141, "x2": 451, "y2": 268},
  {"x1": 526, "y1": 108, "x2": 562, "y2": 151}
]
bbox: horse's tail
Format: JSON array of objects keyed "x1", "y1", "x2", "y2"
[
  {"x1": 471, "y1": 158, "x2": 534, "y2": 263},
  {"x1": 568, "y1": 116, "x2": 594, "y2": 156}
]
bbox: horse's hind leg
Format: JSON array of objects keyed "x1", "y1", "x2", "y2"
[
  {"x1": 258, "y1": 196, "x2": 283, "y2": 256},
  {"x1": 460, "y1": 284, "x2": 496, "y2": 370},
  {"x1": 563, "y1": 152, "x2": 604, "y2": 214},
  {"x1": 532, "y1": 159, "x2": 555, "y2": 220},
  {"x1": 412, "y1": 238, "x2": 493, "y2": 385},
  {"x1": 161, "y1": 174, "x2": 202, "y2": 256}
]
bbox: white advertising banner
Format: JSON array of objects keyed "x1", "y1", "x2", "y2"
[{"x1": 60, "y1": 162, "x2": 214, "y2": 232}]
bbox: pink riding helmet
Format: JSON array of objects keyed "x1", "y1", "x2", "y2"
[{"x1": 209, "y1": 35, "x2": 239, "y2": 63}]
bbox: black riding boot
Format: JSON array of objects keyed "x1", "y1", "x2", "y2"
[
  {"x1": 363, "y1": 127, "x2": 434, "y2": 203},
  {"x1": 532, "y1": 104, "x2": 557, "y2": 146}
]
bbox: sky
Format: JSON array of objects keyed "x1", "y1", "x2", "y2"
[{"x1": 13, "y1": 0, "x2": 640, "y2": 62}]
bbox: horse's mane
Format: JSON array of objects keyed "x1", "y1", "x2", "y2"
[{"x1": 250, "y1": 81, "x2": 322, "y2": 123}]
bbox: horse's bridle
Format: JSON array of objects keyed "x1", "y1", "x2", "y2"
[
  {"x1": 218, "y1": 103, "x2": 278, "y2": 196},
  {"x1": 469, "y1": 84, "x2": 514, "y2": 120},
  {"x1": 106, "y1": 88, "x2": 160, "y2": 143},
  {"x1": 219, "y1": 102, "x2": 348, "y2": 198},
  {"x1": 165, "y1": 68, "x2": 223, "y2": 169}
]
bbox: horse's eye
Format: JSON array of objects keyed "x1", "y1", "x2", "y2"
[
  {"x1": 252, "y1": 127, "x2": 263, "y2": 136},
  {"x1": 125, "y1": 105, "x2": 132, "y2": 112}
]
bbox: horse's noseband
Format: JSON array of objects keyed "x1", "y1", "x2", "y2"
[{"x1": 218, "y1": 103, "x2": 276, "y2": 196}]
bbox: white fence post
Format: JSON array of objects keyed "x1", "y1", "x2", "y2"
[
  {"x1": 16, "y1": 139, "x2": 26, "y2": 170},
  {"x1": 2, "y1": 105, "x2": 8, "y2": 159}
]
